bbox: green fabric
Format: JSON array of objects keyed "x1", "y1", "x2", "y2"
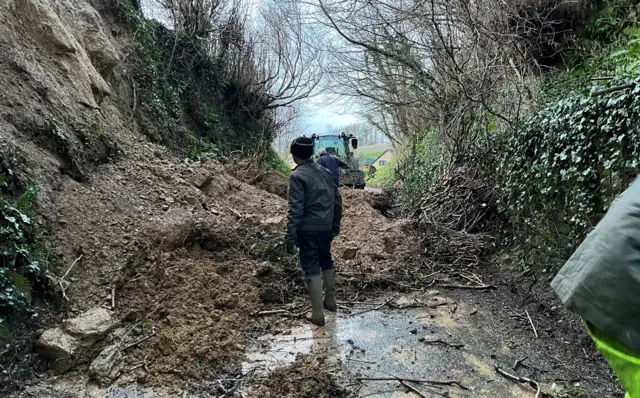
[
  {"x1": 585, "y1": 321, "x2": 640, "y2": 397},
  {"x1": 551, "y1": 177, "x2": 640, "y2": 353}
]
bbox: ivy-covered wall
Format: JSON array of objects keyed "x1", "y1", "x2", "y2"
[{"x1": 497, "y1": 77, "x2": 640, "y2": 252}]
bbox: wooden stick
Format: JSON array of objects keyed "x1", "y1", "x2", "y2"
[
  {"x1": 255, "y1": 309, "x2": 289, "y2": 316},
  {"x1": 589, "y1": 83, "x2": 634, "y2": 97},
  {"x1": 350, "y1": 300, "x2": 391, "y2": 317},
  {"x1": 496, "y1": 367, "x2": 541, "y2": 398},
  {"x1": 358, "y1": 376, "x2": 469, "y2": 390},
  {"x1": 121, "y1": 331, "x2": 157, "y2": 352},
  {"x1": 111, "y1": 286, "x2": 116, "y2": 310},
  {"x1": 62, "y1": 254, "x2": 84, "y2": 279},
  {"x1": 400, "y1": 381, "x2": 428, "y2": 398},
  {"x1": 437, "y1": 284, "x2": 494, "y2": 290},
  {"x1": 525, "y1": 310, "x2": 538, "y2": 338},
  {"x1": 419, "y1": 338, "x2": 464, "y2": 349}
]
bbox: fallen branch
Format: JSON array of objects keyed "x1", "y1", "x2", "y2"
[
  {"x1": 350, "y1": 300, "x2": 391, "y2": 317},
  {"x1": 437, "y1": 284, "x2": 494, "y2": 290},
  {"x1": 62, "y1": 254, "x2": 84, "y2": 279},
  {"x1": 121, "y1": 331, "x2": 157, "y2": 352},
  {"x1": 400, "y1": 381, "x2": 428, "y2": 398},
  {"x1": 418, "y1": 338, "x2": 464, "y2": 349},
  {"x1": 525, "y1": 310, "x2": 538, "y2": 338},
  {"x1": 358, "y1": 376, "x2": 469, "y2": 390},
  {"x1": 496, "y1": 367, "x2": 541, "y2": 398},
  {"x1": 513, "y1": 356, "x2": 528, "y2": 371},
  {"x1": 589, "y1": 83, "x2": 634, "y2": 97},
  {"x1": 255, "y1": 309, "x2": 289, "y2": 316}
]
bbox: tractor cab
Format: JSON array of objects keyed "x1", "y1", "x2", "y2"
[{"x1": 309, "y1": 133, "x2": 365, "y2": 189}]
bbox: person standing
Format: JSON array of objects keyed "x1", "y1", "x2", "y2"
[
  {"x1": 285, "y1": 137, "x2": 343, "y2": 326},
  {"x1": 317, "y1": 147, "x2": 349, "y2": 187},
  {"x1": 551, "y1": 177, "x2": 640, "y2": 397}
]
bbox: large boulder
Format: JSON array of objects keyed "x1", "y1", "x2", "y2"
[
  {"x1": 89, "y1": 345, "x2": 124, "y2": 386},
  {"x1": 37, "y1": 308, "x2": 118, "y2": 373},
  {"x1": 61, "y1": 307, "x2": 118, "y2": 346},
  {"x1": 36, "y1": 328, "x2": 80, "y2": 373}
]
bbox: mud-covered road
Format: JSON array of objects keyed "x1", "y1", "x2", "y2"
[{"x1": 20, "y1": 181, "x2": 621, "y2": 398}]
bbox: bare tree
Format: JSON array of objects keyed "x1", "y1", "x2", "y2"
[{"x1": 312, "y1": 0, "x2": 557, "y2": 159}]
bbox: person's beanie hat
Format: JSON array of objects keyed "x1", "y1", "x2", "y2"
[{"x1": 290, "y1": 136, "x2": 314, "y2": 160}]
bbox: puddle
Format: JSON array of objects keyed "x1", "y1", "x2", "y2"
[{"x1": 244, "y1": 298, "x2": 542, "y2": 397}]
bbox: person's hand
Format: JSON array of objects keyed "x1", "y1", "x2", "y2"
[
  {"x1": 286, "y1": 240, "x2": 296, "y2": 254},
  {"x1": 332, "y1": 229, "x2": 340, "y2": 238}
]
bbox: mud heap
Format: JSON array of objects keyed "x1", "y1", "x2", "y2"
[{"x1": 0, "y1": 0, "x2": 423, "y2": 392}]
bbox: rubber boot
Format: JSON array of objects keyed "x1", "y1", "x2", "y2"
[
  {"x1": 322, "y1": 268, "x2": 337, "y2": 312},
  {"x1": 304, "y1": 275, "x2": 325, "y2": 326}
]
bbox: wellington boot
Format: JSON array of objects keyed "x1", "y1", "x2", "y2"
[
  {"x1": 322, "y1": 268, "x2": 337, "y2": 312},
  {"x1": 304, "y1": 275, "x2": 325, "y2": 326}
]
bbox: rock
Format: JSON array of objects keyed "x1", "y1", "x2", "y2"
[
  {"x1": 383, "y1": 236, "x2": 396, "y2": 254},
  {"x1": 15, "y1": 0, "x2": 77, "y2": 54},
  {"x1": 89, "y1": 345, "x2": 124, "y2": 386},
  {"x1": 37, "y1": 328, "x2": 80, "y2": 373},
  {"x1": 261, "y1": 215, "x2": 286, "y2": 230},
  {"x1": 61, "y1": 307, "x2": 118, "y2": 346},
  {"x1": 189, "y1": 170, "x2": 213, "y2": 189},
  {"x1": 341, "y1": 247, "x2": 358, "y2": 260}
]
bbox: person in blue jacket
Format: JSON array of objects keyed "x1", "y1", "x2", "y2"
[{"x1": 316, "y1": 147, "x2": 349, "y2": 187}]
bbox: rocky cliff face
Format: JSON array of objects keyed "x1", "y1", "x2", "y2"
[{"x1": 0, "y1": 0, "x2": 138, "y2": 184}]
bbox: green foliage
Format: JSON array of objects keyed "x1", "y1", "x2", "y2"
[
  {"x1": 366, "y1": 159, "x2": 396, "y2": 188},
  {"x1": 363, "y1": 151, "x2": 384, "y2": 159},
  {"x1": 265, "y1": 148, "x2": 292, "y2": 177},
  {"x1": 394, "y1": 130, "x2": 447, "y2": 211},
  {"x1": 496, "y1": 75, "x2": 640, "y2": 251},
  {"x1": 186, "y1": 136, "x2": 219, "y2": 163},
  {"x1": 0, "y1": 166, "x2": 57, "y2": 314}
]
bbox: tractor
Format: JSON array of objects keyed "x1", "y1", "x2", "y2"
[{"x1": 310, "y1": 133, "x2": 366, "y2": 189}]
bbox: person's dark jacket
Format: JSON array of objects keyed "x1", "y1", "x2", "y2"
[
  {"x1": 317, "y1": 153, "x2": 349, "y2": 186},
  {"x1": 285, "y1": 158, "x2": 343, "y2": 246}
]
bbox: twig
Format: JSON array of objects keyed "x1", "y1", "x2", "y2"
[
  {"x1": 62, "y1": 254, "x2": 84, "y2": 279},
  {"x1": 419, "y1": 338, "x2": 464, "y2": 349},
  {"x1": 350, "y1": 300, "x2": 391, "y2": 317},
  {"x1": 437, "y1": 284, "x2": 494, "y2": 290},
  {"x1": 358, "y1": 376, "x2": 469, "y2": 390},
  {"x1": 514, "y1": 356, "x2": 528, "y2": 371},
  {"x1": 525, "y1": 310, "x2": 538, "y2": 338},
  {"x1": 256, "y1": 310, "x2": 289, "y2": 316},
  {"x1": 400, "y1": 381, "x2": 428, "y2": 398},
  {"x1": 111, "y1": 286, "x2": 116, "y2": 310},
  {"x1": 496, "y1": 367, "x2": 541, "y2": 398},
  {"x1": 121, "y1": 331, "x2": 157, "y2": 352},
  {"x1": 589, "y1": 83, "x2": 634, "y2": 97}
]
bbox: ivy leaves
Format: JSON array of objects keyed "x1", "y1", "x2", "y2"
[{"x1": 497, "y1": 76, "x2": 640, "y2": 247}]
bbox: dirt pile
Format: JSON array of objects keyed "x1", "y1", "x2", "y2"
[
  {"x1": 333, "y1": 189, "x2": 422, "y2": 289},
  {"x1": 38, "y1": 145, "x2": 292, "y2": 386},
  {"x1": 226, "y1": 159, "x2": 289, "y2": 200}
]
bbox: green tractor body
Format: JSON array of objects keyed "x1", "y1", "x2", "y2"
[{"x1": 311, "y1": 133, "x2": 365, "y2": 189}]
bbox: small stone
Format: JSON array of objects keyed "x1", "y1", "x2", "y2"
[
  {"x1": 341, "y1": 247, "x2": 358, "y2": 260},
  {"x1": 409, "y1": 328, "x2": 417, "y2": 334},
  {"x1": 89, "y1": 345, "x2": 124, "y2": 386}
]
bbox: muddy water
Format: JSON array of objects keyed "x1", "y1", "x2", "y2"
[{"x1": 243, "y1": 294, "x2": 538, "y2": 397}]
